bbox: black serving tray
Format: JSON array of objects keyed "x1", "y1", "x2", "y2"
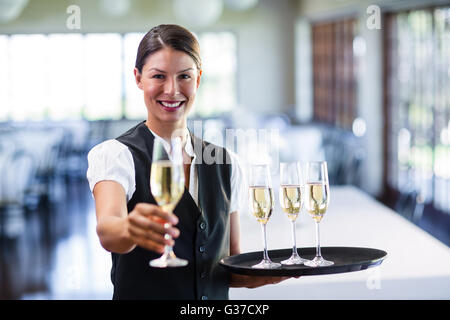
[{"x1": 219, "y1": 247, "x2": 387, "y2": 276}]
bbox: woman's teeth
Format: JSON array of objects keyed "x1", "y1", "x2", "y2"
[{"x1": 160, "y1": 101, "x2": 183, "y2": 108}]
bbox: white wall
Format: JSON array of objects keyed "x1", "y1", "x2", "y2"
[
  {"x1": 357, "y1": 15, "x2": 383, "y2": 197},
  {"x1": 294, "y1": 17, "x2": 312, "y2": 122}
]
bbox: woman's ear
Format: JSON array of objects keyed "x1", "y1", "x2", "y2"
[
  {"x1": 134, "y1": 68, "x2": 143, "y2": 90},
  {"x1": 196, "y1": 69, "x2": 202, "y2": 89}
]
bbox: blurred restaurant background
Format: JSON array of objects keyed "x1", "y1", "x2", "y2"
[{"x1": 0, "y1": 0, "x2": 449, "y2": 299}]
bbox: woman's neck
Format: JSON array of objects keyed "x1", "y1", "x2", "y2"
[{"x1": 145, "y1": 119, "x2": 188, "y2": 146}]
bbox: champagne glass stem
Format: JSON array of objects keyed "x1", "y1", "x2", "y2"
[
  {"x1": 315, "y1": 221, "x2": 322, "y2": 259},
  {"x1": 164, "y1": 237, "x2": 173, "y2": 257},
  {"x1": 162, "y1": 222, "x2": 173, "y2": 257},
  {"x1": 261, "y1": 223, "x2": 270, "y2": 262},
  {"x1": 291, "y1": 220, "x2": 298, "y2": 255}
]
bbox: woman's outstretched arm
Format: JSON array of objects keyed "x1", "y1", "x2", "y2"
[{"x1": 93, "y1": 180, "x2": 178, "y2": 254}]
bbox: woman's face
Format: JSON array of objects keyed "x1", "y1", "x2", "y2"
[{"x1": 135, "y1": 47, "x2": 201, "y2": 126}]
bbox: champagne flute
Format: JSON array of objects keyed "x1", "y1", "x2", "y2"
[
  {"x1": 279, "y1": 162, "x2": 310, "y2": 265},
  {"x1": 149, "y1": 137, "x2": 188, "y2": 268},
  {"x1": 248, "y1": 164, "x2": 281, "y2": 269},
  {"x1": 304, "y1": 161, "x2": 334, "y2": 267}
]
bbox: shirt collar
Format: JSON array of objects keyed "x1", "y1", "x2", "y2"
[
  {"x1": 147, "y1": 127, "x2": 195, "y2": 158},
  {"x1": 184, "y1": 131, "x2": 195, "y2": 158}
]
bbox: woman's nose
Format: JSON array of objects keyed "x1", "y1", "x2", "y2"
[{"x1": 164, "y1": 77, "x2": 179, "y2": 95}]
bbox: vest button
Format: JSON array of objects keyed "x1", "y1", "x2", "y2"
[
  {"x1": 201, "y1": 295, "x2": 208, "y2": 300},
  {"x1": 199, "y1": 221, "x2": 206, "y2": 230},
  {"x1": 199, "y1": 245, "x2": 205, "y2": 253}
]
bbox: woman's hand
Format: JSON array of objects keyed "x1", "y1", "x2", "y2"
[
  {"x1": 230, "y1": 274, "x2": 300, "y2": 289},
  {"x1": 228, "y1": 212, "x2": 300, "y2": 289},
  {"x1": 126, "y1": 203, "x2": 180, "y2": 254},
  {"x1": 93, "y1": 181, "x2": 179, "y2": 254}
]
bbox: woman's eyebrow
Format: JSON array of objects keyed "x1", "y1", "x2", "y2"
[
  {"x1": 146, "y1": 67, "x2": 193, "y2": 73},
  {"x1": 147, "y1": 67, "x2": 166, "y2": 73},
  {"x1": 177, "y1": 68, "x2": 194, "y2": 73}
]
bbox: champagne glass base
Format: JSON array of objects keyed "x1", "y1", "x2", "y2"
[
  {"x1": 149, "y1": 252, "x2": 188, "y2": 268},
  {"x1": 281, "y1": 253, "x2": 310, "y2": 265},
  {"x1": 252, "y1": 259, "x2": 281, "y2": 269},
  {"x1": 304, "y1": 256, "x2": 334, "y2": 267}
]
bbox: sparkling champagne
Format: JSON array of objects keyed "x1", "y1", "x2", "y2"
[
  {"x1": 279, "y1": 185, "x2": 302, "y2": 221},
  {"x1": 305, "y1": 182, "x2": 329, "y2": 222},
  {"x1": 150, "y1": 160, "x2": 185, "y2": 212},
  {"x1": 249, "y1": 186, "x2": 274, "y2": 224}
]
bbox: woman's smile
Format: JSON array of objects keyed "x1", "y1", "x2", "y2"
[{"x1": 157, "y1": 100, "x2": 186, "y2": 112}]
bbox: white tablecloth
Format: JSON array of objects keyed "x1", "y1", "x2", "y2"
[{"x1": 230, "y1": 186, "x2": 450, "y2": 299}]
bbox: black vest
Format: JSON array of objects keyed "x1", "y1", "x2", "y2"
[{"x1": 112, "y1": 121, "x2": 231, "y2": 300}]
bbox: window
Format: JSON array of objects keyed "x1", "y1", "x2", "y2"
[
  {"x1": 123, "y1": 33, "x2": 146, "y2": 119},
  {"x1": 84, "y1": 34, "x2": 123, "y2": 120},
  {"x1": 7, "y1": 34, "x2": 48, "y2": 121},
  {"x1": 384, "y1": 7, "x2": 450, "y2": 213},
  {"x1": 0, "y1": 35, "x2": 10, "y2": 120},
  {"x1": 0, "y1": 31, "x2": 237, "y2": 121},
  {"x1": 311, "y1": 18, "x2": 357, "y2": 130},
  {"x1": 47, "y1": 34, "x2": 84, "y2": 120},
  {"x1": 195, "y1": 32, "x2": 237, "y2": 116}
]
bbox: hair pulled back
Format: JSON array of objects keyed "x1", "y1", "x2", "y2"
[{"x1": 135, "y1": 24, "x2": 201, "y2": 74}]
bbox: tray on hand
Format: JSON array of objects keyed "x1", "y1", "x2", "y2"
[{"x1": 219, "y1": 247, "x2": 387, "y2": 276}]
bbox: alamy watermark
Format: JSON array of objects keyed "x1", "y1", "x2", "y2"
[
  {"x1": 64, "y1": 3, "x2": 381, "y2": 31},
  {"x1": 171, "y1": 120, "x2": 280, "y2": 173},
  {"x1": 66, "y1": 5, "x2": 81, "y2": 30},
  {"x1": 65, "y1": 266, "x2": 81, "y2": 290},
  {"x1": 366, "y1": 266, "x2": 382, "y2": 290},
  {"x1": 366, "y1": 4, "x2": 381, "y2": 30}
]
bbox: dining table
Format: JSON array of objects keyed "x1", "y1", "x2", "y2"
[{"x1": 228, "y1": 185, "x2": 450, "y2": 299}]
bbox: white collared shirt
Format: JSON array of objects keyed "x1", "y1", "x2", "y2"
[{"x1": 86, "y1": 127, "x2": 247, "y2": 214}]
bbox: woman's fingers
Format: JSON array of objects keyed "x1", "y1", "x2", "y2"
[
  {"x1": 127, "y1": 223, "x2": 174, "y2": 254},
  {"x1": 254, "y1": 276, "x2": 289, "y2": 287},
  {"x1": 132, "y1": 236, "x2": 166, "y2": 254},
  {"x1": 134, "y1": 203, "x2": 179, "y2": 225},
  {"x1": 128, "y1": 222, "x2": 173, "y2": 246},
  {"x1": 128, "y1": 211, "x2": 179, "y2": 238},
  {"x1": 241, "y1": 275, "x2": 294, "y2": 289},
  {"x1": 270, "y1": 276, "x2": 290, "y2": 284},
  {"x1": 127, "y1": 202, "x2": 180, "y2": 253}
]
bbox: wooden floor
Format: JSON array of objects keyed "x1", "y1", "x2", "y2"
[
  {"x1": 0, "y1": 178, "x2": 112, "y2": 299},
  {"x1": 0, "y1": 179, "x2": 448, "y2": 300}
]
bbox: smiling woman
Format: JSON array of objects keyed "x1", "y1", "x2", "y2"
[{"x1": 86, "y1": 24, "x2": 290, "y2": 300}]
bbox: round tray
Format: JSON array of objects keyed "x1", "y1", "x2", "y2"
[{"x1": 219, "y1": 247, "x2": 387, "y2": 276}]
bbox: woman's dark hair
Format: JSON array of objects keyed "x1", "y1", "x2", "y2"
[{"x1": 135, "y1": 24, "x2": 201, "y2": 73}]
